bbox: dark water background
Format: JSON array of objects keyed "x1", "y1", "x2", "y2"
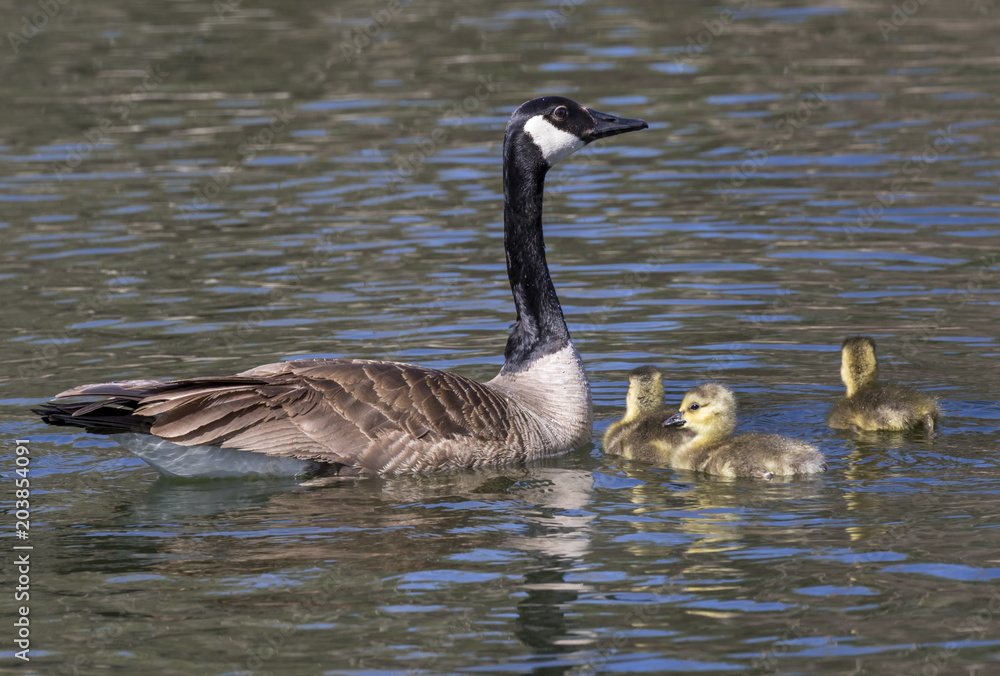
[{"x1": 1, "y1": 0, "x2": 999, "y2": 673}]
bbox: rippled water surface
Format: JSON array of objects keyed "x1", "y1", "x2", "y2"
[{"x1": 2, "y1": 0, "x2": 1000, "y2": 673}]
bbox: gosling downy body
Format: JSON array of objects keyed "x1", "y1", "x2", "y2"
[
  {"x1": 828, "y1": 336, "x2": 939, "y2": 434},
  {"x1": 32, "y1": 96, "x2": 648, "y2": 478},
  {"x1": 603, "y1": 366, "x2": 694, "y2": 463},
  {"x1": 663, "y1": 383, "x2": 826, "y2": 479}
]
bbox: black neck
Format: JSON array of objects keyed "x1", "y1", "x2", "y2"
[{"x1": 501, "y1": 134, "x2": 571, "y2": 371}]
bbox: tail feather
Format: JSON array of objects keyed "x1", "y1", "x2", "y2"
[
  {"x1": 38, "y1": 376, "x2": 271, "y2": 437},
  {"x1": 54, "y1": 379, "x2": 171, "y2": 400},
  {"x1": 54, "y1": 377, "x2": 261, "y2": 401},
  {"x1": 32, "y1": 400, "x2": 153, "y2": 435}
]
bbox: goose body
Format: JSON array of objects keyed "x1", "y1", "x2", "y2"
[
  {"x1": 663, "y1": 383, "x2": 826, "y2": 479},
  {"x1": 827, "y1": 336, "x2": 939, "y2": 433},
  {"x1": 33, "y1": 97, "x2": 648, "y2": 478},
  {"x1": 603, "y1": 366, "x2": 694, "y2": 463}
]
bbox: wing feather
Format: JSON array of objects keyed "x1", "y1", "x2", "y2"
[{"x1": 46, "y1": 358, "x2": 515, "y2": 471}]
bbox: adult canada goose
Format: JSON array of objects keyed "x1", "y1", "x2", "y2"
[
  {"x1": 33, "y1": 96, "x2": 648, "y2": 478},
  {"x1": 662, "y1": 383, "x2": 826, "y2": 479},
  {"x1": 828, "y1": 336, "x2": 939, "y2": 433},
  {"x1": 603, "y1": 366, "x2": 694, "y2": 462}
]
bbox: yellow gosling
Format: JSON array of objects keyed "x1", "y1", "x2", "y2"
[
  {"x1": 603, "y1": 366, "x2": 694, "y2": 463},
  {"x1": 664, "y1": 383, "x2": 826, "y2": 479},
  {"x1": 828, "y1": 336, "x2": 939, "y2": 434}
]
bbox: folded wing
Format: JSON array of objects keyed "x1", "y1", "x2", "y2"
[{"x1": 34, "y1": 358, "x2": 513, "y2": 472}]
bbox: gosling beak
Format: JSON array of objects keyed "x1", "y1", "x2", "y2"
[
  {"x1": 663, "y1": 411, "x2": 685, "y2": 428},
  {"x1": 584, "y1": 108, "x2": 648, "y2": 142}
]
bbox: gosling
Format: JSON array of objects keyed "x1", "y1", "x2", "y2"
[
  {"x1": 663, "y1": 383, "x2": 826, "y2": 479},
  {"x1": 827, "y1": 336, "x2": 939, "y2": 434},
  {"x1": 603, "y1": 366, "x2": 694, "y2": 463}
]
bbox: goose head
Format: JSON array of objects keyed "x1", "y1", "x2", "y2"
[
  {"x1": 625, "y1": 365, "x2": 665, "y2": 419},
  {"x1": 840, "y1": 336, "x2": 878, "y2": 396},
  {"x1": 663, "y1": 382, "x2": 738, "y2": 444},
  {"x1": 506, "y1": 96, "x2": 648, "y2": 169}
]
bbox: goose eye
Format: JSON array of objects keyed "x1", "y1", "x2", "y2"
[
  {"x1": 552, "y1": 106, "x2": 569, "y2": 122},
  {"x1": 689, "y1": 403, "x2": 700, "y2": 411}
]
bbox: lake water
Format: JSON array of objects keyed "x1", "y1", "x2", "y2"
[{"x1": 2, "y1": 0, "x2": 1000, "y2": 673}]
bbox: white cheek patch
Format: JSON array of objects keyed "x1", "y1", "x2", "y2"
[{"x1": 523, "y1": 115, "x2": 586, "y2": 165}]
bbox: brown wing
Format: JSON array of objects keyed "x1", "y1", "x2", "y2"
[{"x1": 47, "y1": 359, "x2": 513, "y2": 471}]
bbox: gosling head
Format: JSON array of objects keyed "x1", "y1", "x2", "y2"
[
  {"x1": 840, "y1": 336, "x2": 879, "y2": 396},
  {"x1": 506, "y1": 96, "x2": 648, "y2": 169},
  {"x1": 663, "y1": 382, "x2": 738, "y2": 444},
  {"x1": 625, "y1": 366, "x2": 665, "y2": 419}
]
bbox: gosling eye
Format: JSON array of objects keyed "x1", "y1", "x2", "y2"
[
  {"x1": 551, "y1": 105, "x2": 569, "y2": 122},
  {"x1": 689, "y1": 403, "x2": 700, "y2": 411}
]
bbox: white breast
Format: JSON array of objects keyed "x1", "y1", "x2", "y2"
[{"x1": 488, "y1": 343, "x2": 593, "y2": 451}]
